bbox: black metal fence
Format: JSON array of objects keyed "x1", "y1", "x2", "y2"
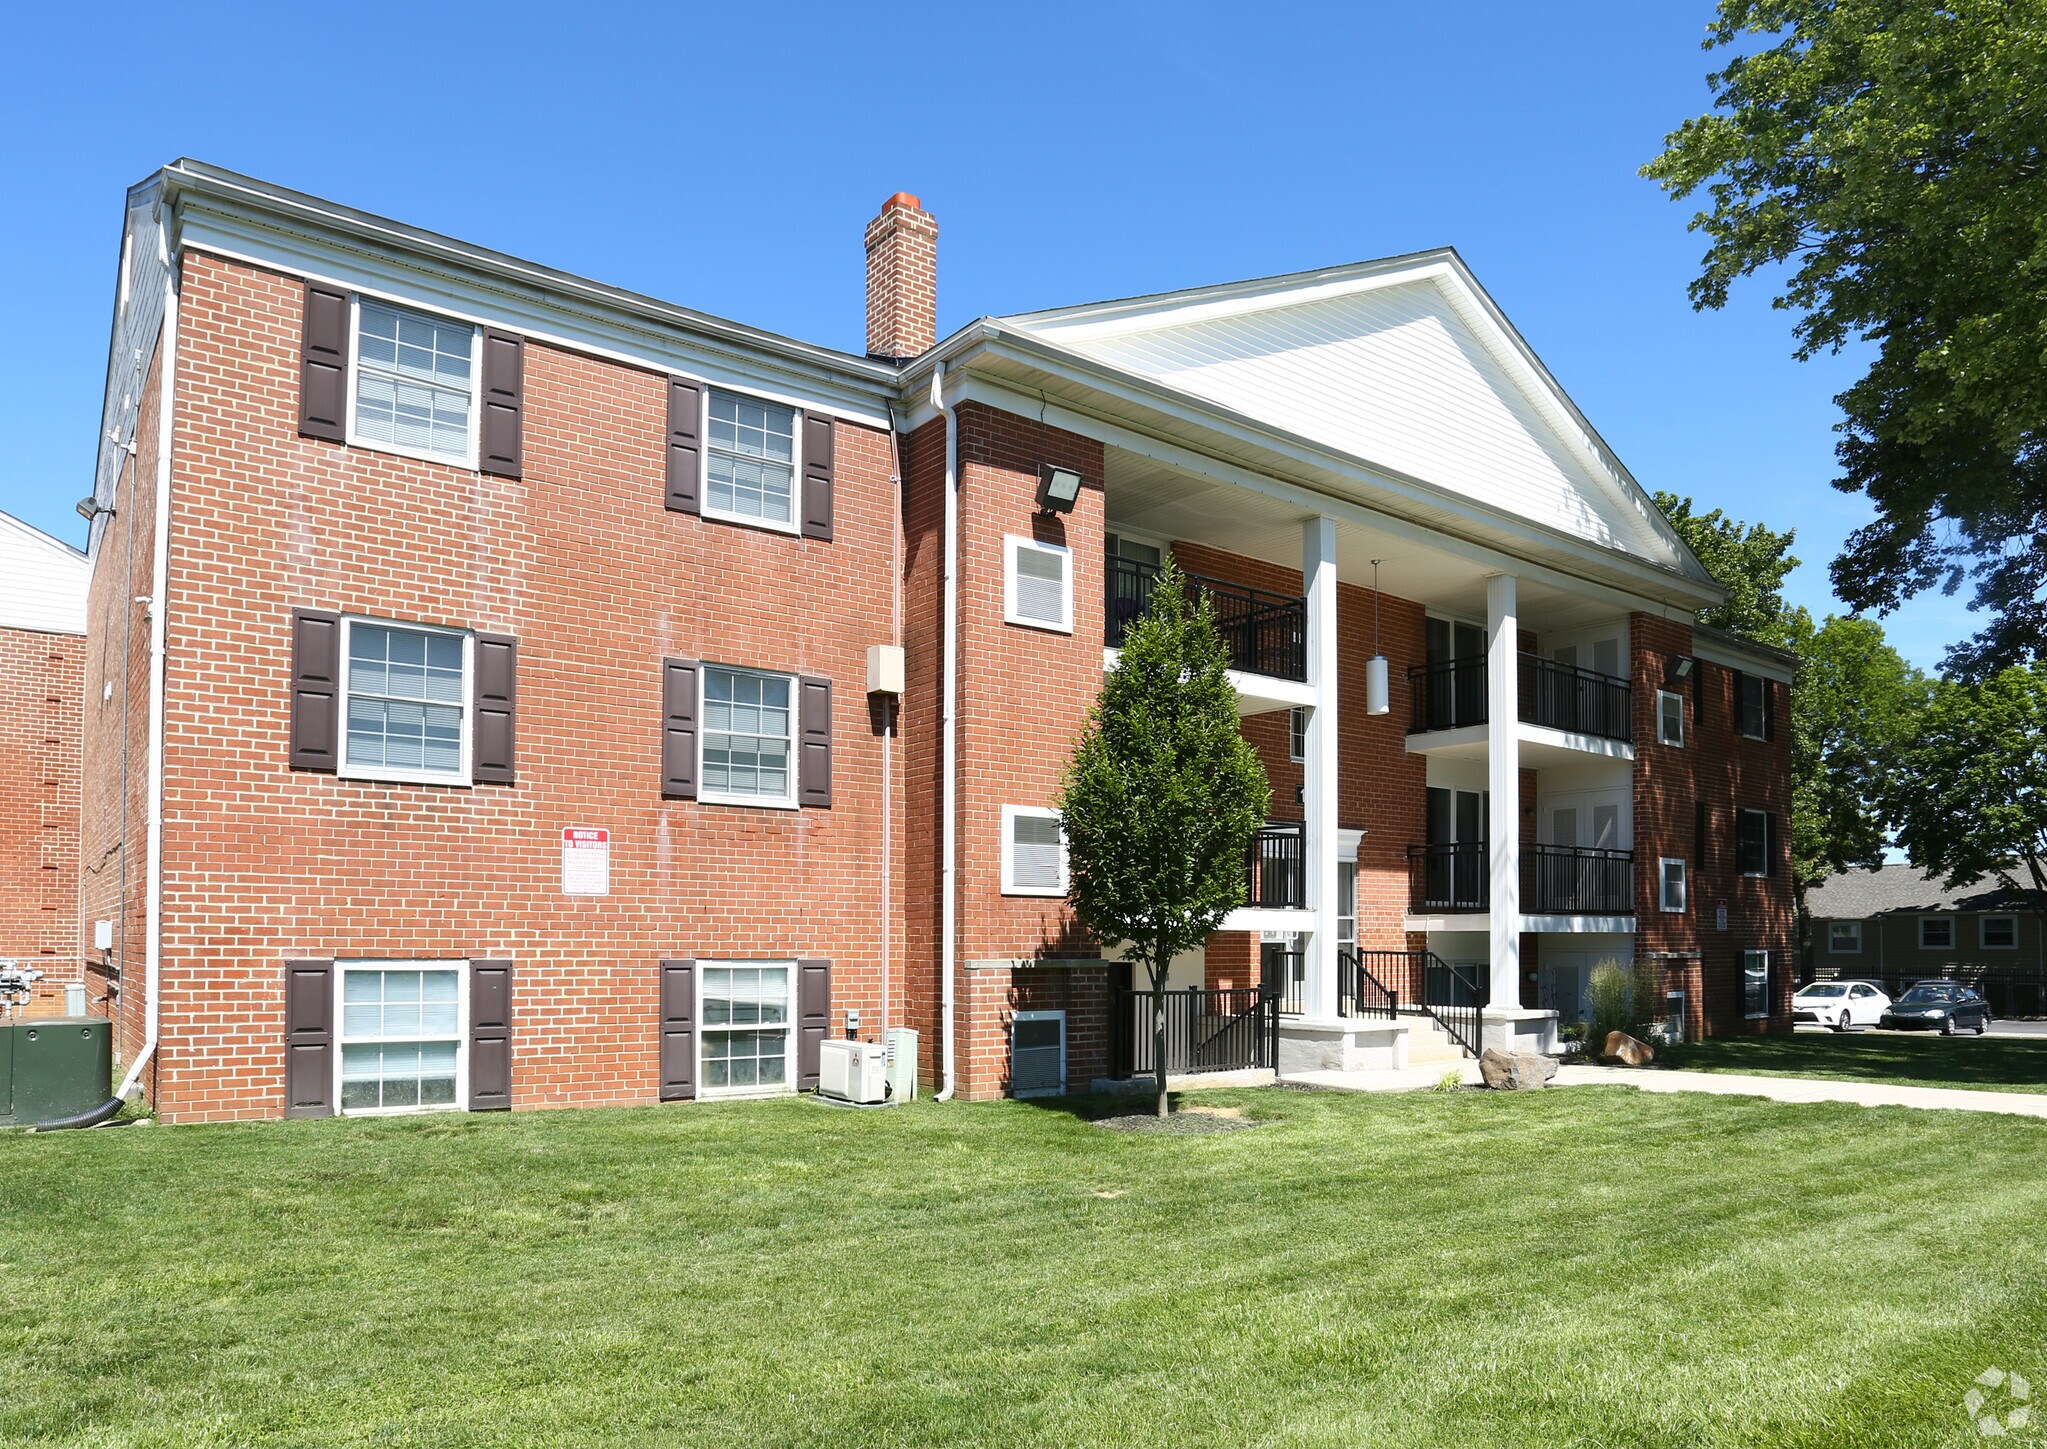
[
  {"x1": 1109, "y1": 986, "x2": 1279, "y2": 1077},
  {"x1": 1408, "y1": 842, "x2": 1489, "y2": 912},
  {"x1": 1522, "y1": 845, "x2": 1634, "y2": 915},
  {"x1": 1246, "y1": 820, "x2": 1307, "y2": 909},
  {"x1": 1408, "y1": 658, "x2": 1488, "y2": 733},
  {"x1": 1106, "y1": 556, "x2": 1307, "y2": 681},
  {"x1": 1518, "y1": 654, "x2": 1633, "y2": 741},
  {"x1": 1338, "y1": 948, "x2": 1400, "y2": 1020},
  {"x1": 1260, "y1": 942, "x2": 1304, "y2": 1015}
]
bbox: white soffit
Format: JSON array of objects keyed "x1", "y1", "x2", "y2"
[{"x1": 1005, "y1": 258, "x2": 1689, "y2": 574}]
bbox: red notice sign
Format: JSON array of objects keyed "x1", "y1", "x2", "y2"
[{"x1": 562, "y1": 827, "x2": 610, "y2": 896}]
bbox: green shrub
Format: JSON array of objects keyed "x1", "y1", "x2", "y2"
[{"x1": 1586, "y1": 959, "x2": 1635, "y2": 1047}]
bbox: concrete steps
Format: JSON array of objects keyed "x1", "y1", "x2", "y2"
[{"x1": 1401, "y1": 1011, "x2": 1471, "y2": 1065}]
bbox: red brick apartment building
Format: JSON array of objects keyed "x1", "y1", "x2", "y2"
[{"x1": 75, "y1": 163, "x2": 1793, "y2": 1122}]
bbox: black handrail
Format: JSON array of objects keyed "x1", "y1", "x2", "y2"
[
  {"x1": 1246, "y1": 820, "x2": 1307, "y2": 909},
  {"x1": 1522, "y1": 844, "x2": 1634, "y2": 915},
  {"x1": 1342, "y1": 949, "x2": 1485, "y2": 1057},
  {"x1": 1407, "y1": 658, "x2": 1488, "y2": 733},
  {"x1": 1105, "y1": 556, "x2": 1307, "y2": 682},
  {"x1": 1338, "y1": 947, "x2": 1399, "y2": 1020},
  {"x1": 1518, "y1": 654, "x2": 1633, "y2": 742},
  {"x1": 1109, "y1": 986, "x2": 1278, "y2": 1077},
  {"x1": 1407, "y1": 842, "x2": 1489, "y2": 912}
]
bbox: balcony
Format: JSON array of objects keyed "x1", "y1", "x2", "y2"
[
  {"x1": 1407, "y1": 842, "x2": 1636, "y2": 917},
  {"x1": 1106, "y1": 556, "x2": 1306, "y2": 682},
  {"x1": 1245, "y1": 820, "x2": 1306, "y2": 909},
  {"x1": 1407, "y1": 654, "x2": 1633, "y2": 742}
]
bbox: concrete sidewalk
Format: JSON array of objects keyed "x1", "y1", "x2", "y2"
[{"x1": 1286, "y1": 1059, "x2": 2047, "y2": 1118}]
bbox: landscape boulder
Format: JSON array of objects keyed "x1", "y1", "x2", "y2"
[
  {"x1": 1479, "y1": 1047, "x2": 1557, "y2": 1091},
  {"x1": 1602, "y1": 1031, "x2": 1655, "y2": 1066}
]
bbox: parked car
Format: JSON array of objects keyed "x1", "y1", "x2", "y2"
[
  {"x1": 1878, "y1": 981, "x2": 1993, "y2": 1035},
  {"x1": 1792, "y1": 980, "x2": 1891, "y2": 1031}
]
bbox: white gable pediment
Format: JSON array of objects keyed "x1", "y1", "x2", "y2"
[{"x1": 1006, "y1": 258, "x2": 1688, "y2": 571}]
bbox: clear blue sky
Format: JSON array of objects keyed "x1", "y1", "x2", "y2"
[{"x1": 0, "y1": 1, "x2": 1968, "y2": 669}]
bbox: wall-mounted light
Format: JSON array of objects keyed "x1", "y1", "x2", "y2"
[
  {"x1": 76, "y1": 495, "x2": 114, "y2": 522},
  {"x1": 1666, "y1": 656, "x2": 1695, "y2": 684},
  {"x1": 1035, "y1": 464, "x2": 1082, "y2": 514},
  {"x1": 1366, "y1": 559, "x2": 1391, "y2": 715}
]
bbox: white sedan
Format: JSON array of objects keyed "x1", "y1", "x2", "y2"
[{"x1": 1793, "y1": 980, "x2": 1892, "y2": 1031}]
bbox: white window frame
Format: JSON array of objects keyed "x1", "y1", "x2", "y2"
[
  {"x1": 1659, "y1": 857, "x2": 1688, "y2": 913},
  {"x1": 1004, "y1": 535, "x2": 1074, "y2": 634},
  {"x1": 1010, "y1": 1009, "x2": 1067, "y2": 1098},
  {"x1": 1737, "y1": 808, "x2": 1772, "y2": 878},
  {"x1": 697, "y1": 960, "x2": 798, "y2": 1101},
  {"x1": 1742, "y1": 950, "x2": 1771, "y2": 1020},
  {"x1": 700, "y1": 386, "x2": 803, "y2": 536},
  {"x1": 334, "y1": 959, "x2": 469, "y2": 1116},
  {"x1": 344, "y1": 295, "x2": 482, "y2": 470},
  {"x1": 698, "y1": 663, "x2": 799, "y2": 810},
  {"x1": 1982, "y1": 914, "x2": 2019, "y2": 950},
  {"x1": 1827, "y1": 920, "x2": 1863, "y2": 954},
  {"x1": 1001, "y1": 804, "x2": 1069, "y2": 896},
  {"x1": 336, "y1": 616, "x2": 474, "y2": 787},
  {"x1": 1919, "y1": 915, "x2": 1954, "y2": 950},
  {"x1": 1288, "y1": 707, "x2": 1307, "y2": 764},
  {"x1": 1656, "y1": 689, "x2": 1686, "y2": 747}
]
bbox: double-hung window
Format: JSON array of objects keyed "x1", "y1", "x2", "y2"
[
  {"x1": 1656, "y1": 690, "x2": 1686, "y2": 747},
  {"x1": 705, "y1": 390, "x2": 798, "y2": 530},
  {"x1": 1736, "y1": 809, "x2": 1772, "y2": 877},
  {"x1": 1003, "y1": 806, "x2": 1068, "y2": 896},
  {"x1": 700, "y1": 963, "x2": 794, "y2": 1096},
  {"x1": 1920, "y1": 916, "x2": 1954, "y2": 950},
  {"x1": 701, "y1": 665, "x2": 796, "y2": 807},
  {"x1": 1289, "y1": 707, "x2": 1307, "y2": 763},
  {"x1": 1828, "y1": 921, "x2": 1862, "y2": 954},
  {"x1": 1741, "y1": 950, "x2": 1770, "y2": 1019},
  {"x1": 351, "y1": 300, "x2": 478, "y2": 464},
  {"x1": 1983, "y1": 915, "x2": 2018, "y2": 950},
  {"x1": 340, "y1": 618, "x2": 470, "y2": 784},
  {"x1": 338, "y1": 962, "x2": 465, "y2": 1113},
  {"x1": 1659, "y1": 857, "x2": 1688, "y2": 913},
  {"x1": 1737, "y1": 675, "x2": 1770, "y2": 739}
]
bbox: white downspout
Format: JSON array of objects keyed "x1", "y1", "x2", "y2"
[
  {"x1": 934, "y1": 362, "x2": 959, "y2": 1101},
  {"x1": 116, "y1": 260, "x2": 176, "y2": 1102}
]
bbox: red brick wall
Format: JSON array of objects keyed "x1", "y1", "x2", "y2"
[
  {"x1": 0, "y1": 625, "x2": 84, "y2": 1014},
  {"x1": 145, "y1": 252, "x2": 903, "y2": 1122},
  {"x1": 1631, "y1": 615, "x2": 1795, "y2": 1035}
]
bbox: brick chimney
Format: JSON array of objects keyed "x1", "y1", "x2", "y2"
[{"x1": 864, "y1": 192, "x2": 938, "y2": 361}]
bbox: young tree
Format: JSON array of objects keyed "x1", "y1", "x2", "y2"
[
  {"x1": 1058, "y1": 562, "x2": 1270, "y2": 1117},
  {"x1": 1884, "y1": 665, "x2": 2047, "y2": 942},
  {"x1": 1645, "y1": 3, "x2": 2047, "y2": 673}
]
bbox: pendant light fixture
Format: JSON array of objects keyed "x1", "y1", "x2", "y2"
[{"x1": 1366, "y1": 559, "x2": 1391, "y2": 716}]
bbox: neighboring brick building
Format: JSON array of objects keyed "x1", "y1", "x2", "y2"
[
  {"x1": 0, "y1": 511, "x2": 87, "y2": 1018},
  {"x1": 77, "y1": 162, "x2": 1794, "y2": 1121}
]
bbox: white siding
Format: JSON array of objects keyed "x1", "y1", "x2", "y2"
[
  {"x1": 1034, "y1": 276, "x2": 1669, "y2": 562},
  {"x1": 0, "y1": 513, "x2": 88, "y2": 635}
]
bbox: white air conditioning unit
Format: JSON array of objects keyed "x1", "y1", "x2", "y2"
[
  {"x1": 818, "y1": 1039, "x2": 888, "y2": 1104},
  {"x1": 885, "y1": 1027, "x2": 919, "y2": 1103}
]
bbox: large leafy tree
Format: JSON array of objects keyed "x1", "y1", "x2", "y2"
[
  {"x1": 1883, "y1": 665, "x2": 2047, "y2": 932},
  {"x1": 1645, "y1": 2, "x2": 2047, "y2": 673},
  {"x1": 1057, "y1": 563, "x2": 1270, "y2": 1117},
  {"x1": 1655, "y1": 491, "x2": 1801, "y2": 647}
]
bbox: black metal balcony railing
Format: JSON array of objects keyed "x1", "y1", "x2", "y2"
[
  {"x1": 1105, "y1": 556, "x2": 1307, "y2": 682},
  {"x1": 1522, "y1": 844, "x2": 1635, "y2": 915},
  {"x1": 1408, "y1": 653, "x2": 1634, "y2": 742},
  {"x1": 1408, "y1": 842, "x2": 1489, "y2": 912},
  {"x1": 1109, "y1": 986, "x2": 1279, "y2": 1077},
  {"x1": 1245, "y1": 821, "x2": 1307, "y2": 909}
]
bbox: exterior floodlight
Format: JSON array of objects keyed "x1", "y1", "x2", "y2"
[
  {"x1": 1667, "y1": 656, "x2": 1695, "y2": 683},
  {"x1": 1366, "y1": 559, "x2": 1391, "y2": 715},
  {"x1": 1036, "y1": 464, "x2": 1082, "y2": 513}
]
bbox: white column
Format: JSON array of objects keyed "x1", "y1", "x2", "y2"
[
  {"x1": 1485, "y1": 572, "x2": 1521, "y2": 1011},
  {"x1": 1302, "y1": 516, "x2": 1340, "y2": 1020}
]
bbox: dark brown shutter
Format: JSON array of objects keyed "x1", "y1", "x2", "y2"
[
  {"x1": 472, "y1": 633, "x2": 517, "y2": 785},
  {"x1": 800, "y1": 412, "x2": 834, "y2": 541},
  {"x1": 283, "y1": 960, "x2": 334, "y2": 1118},
  {"x1": 298, "y1": 283, "x2": 349, "y2": 442},
  {"x1": 479, "y1": 330, "x2": 524, "y2": 478},
  {"x1": 659, "y1": 960, "x2": 696, "y2": 1101},
  {"x1": 1729, "y1": 669, "x2": 1744, "y2": 736},
  {"x1": 289, "y1": 609, "x2": 342, "y2": 773},
  {"x1": 662, "y1": 659, "x2": 699, "y2": 799},
  {"x1": 665, "y1": 378, "x2": 703, "y2": 513},
  {"x1": 469, "y1": 960, "x2": 512, "y2": 1110},
  {"x1": 797, "y1": 960, "x2": 831, "y2": 1091},
  {"x1": 1694, "y1": 799, "x2": 1709, "y2": 871},
  {"x1": 1762, "y1": 678, "x2": 1777, "y2": 742},
  {"x1": 798, "y1": 675, "x2": 832, "y2": 808}
]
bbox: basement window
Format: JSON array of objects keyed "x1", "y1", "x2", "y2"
[{"x1": 338, "y1": 963, "x2": 465, "y2": 1113}]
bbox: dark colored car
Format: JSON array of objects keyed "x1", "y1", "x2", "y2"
[{"x1": 1879, "y1": 981, "x2": 1993, "y2": 1035}]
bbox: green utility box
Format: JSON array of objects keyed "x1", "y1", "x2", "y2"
[{"x1": 0, "y1": 1019, "x2": 112, "y2": 1127}]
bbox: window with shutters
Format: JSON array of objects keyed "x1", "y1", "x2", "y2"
[
  {"x1": 1002, "y1": 805, "x2": 1068, "y2": 896},
  {"x1": 1737, "y1": 675, "x2": 1770, "y2": 739},
  {"x1": 700, "y1": 665, "x2": 795, "y2": 807},
  {"x1": 1742, "y1": 950, "x2": 1771, "y2": 1019},
  {"x1": 704, "y1": 389, "x2": 799, "y2": 531},
  {"x1": 1656, "y1": 689, "x2": 1685, "y2": 747},
  {"x1": 337, "y1": 962, "x2": 466, "y2": 1114},
  {"x1": 1736, "y1": 809, "x2": 1772, "y2": 877},
  {"x1": 699, "y1": 962, "x2": 794, "y2": 1097},
  {"x1": 1005, "y1": 536, "x2": 1073, "y2": 633},
  {"x1": 350, "y1": 299, "x2": 479, "y2": 465},
  {"x1": 339, "y1": 617, "x2": 471, "y2": 785},
  {"x1": 1659, "y1": 857, "x2": 1687, "y2": 913}
]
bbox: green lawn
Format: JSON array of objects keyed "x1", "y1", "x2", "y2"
[
  {"x1": 1667, "y1": 1029, "x2": 2047, "y2": 1094},
  {"x1": 6, "y1": 1088, "x2": 2047, "y2": 1448}
]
